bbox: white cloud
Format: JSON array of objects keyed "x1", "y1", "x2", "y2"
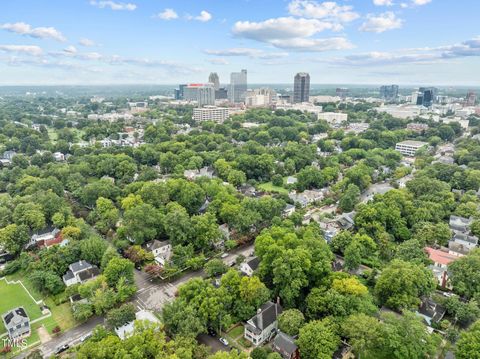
[
  {"x1": 207, "y1": 58, "x2": 229, "y2": 65},
  {"x1": 63, "y1": 45, "x2": 77, "y2": 54},
  {"x1": 373, "y1": 0, "x2": 394, "y2": 5},
  {"x1": 1, "y1": 22, "x2": 66, "y2": 42},
  {"x1": 233, "y1": 17, "x2": 340, "y2": 42},
  {"x1": 330, "y1": 36, "x2": 480, "y2": 66},
  {"x1": 270, "y1": 37, "x2": 354, "y2": 52},
  {"x1": 187, "y1": 10, "x2": 212, "y2": 22},
  {"x1": 89, "y1": 1, "x2": 136, "y2": 11},
  {"x1": 232, "y1": 16, "x2": 352, "y2": 52},
  {"x1": 412, "y1": 0, "x2": 432, "y2": 5},
  {"x1": 0, "y1": 45, "x2": 43, "y2": 56},
  {"x1": 155, "y1": 9, "x2": 178, "y2": 20},
  {"x1": 79, "y1": 38, "x2": 96, "y2": 47},
  {"x1": 204, "y1": 47, "x2": 288, "y2": 59},
  {"x1": 359, "y1": 12, "x2": 403, "y2": 33},
  {"x1": 287, "y1": 0, "x2": 359, "y2": 22}
]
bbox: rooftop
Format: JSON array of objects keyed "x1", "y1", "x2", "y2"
[{"x1": 425, "y1": 247, "x2": 459, "y2": 266}]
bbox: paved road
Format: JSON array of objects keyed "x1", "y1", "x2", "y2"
[
  {"x1": 134, "y1": 243, "x2": 255, "y2": 312},
  {"x1": 21, "y1": 316, "x2": 104, "y2": 358}
]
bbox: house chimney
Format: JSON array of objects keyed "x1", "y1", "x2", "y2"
[{"x1": 257, "y1": 308, "x2": 263, "y2": 329}]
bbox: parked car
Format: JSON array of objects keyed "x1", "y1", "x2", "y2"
[
  {"x1": 219, "y1": 337, "x2": 229, "y2": 346},
  {"x1": 220, "y1": 253, "x2": 229, "y2": 259},
  {"x1": 207, "y1": 327, "x2": 216, "y2": 337},
  {"x1": 80, "y1": 332, "x2": 92, "y2": 342},
  {"x1": 54, "y1": 344, "x2": 70, "y2": 354}
]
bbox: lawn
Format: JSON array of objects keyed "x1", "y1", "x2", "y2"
[
  {"x1": 258, "y1": 182, "x2": 289, "y2": 195},
  {"x1": 0, "y1": 279, "x2": 43, "y2": 335}
]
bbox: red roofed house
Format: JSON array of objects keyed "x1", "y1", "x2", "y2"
[{"x1": 425, "y1": 247, "x2": 462, "y2": 288}]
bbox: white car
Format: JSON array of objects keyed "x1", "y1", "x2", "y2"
[
  {"x1": 219, "y1": 337, "x2": 229, "y2": 346},
  {"x1": 220, "y1": 253, "x2": 229, "y2": 259},
  {"x1": 80, "y1": 332, "x2": 92, "y2": 342}
]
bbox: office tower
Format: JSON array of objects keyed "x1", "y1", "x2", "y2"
[
  {"x1": 229, "y1": 69, "x2": 247, "y2": 103},
  {"x1": 466, "y1": 91, "x2": 477, "y2": 106},
  {"x1": 380, "y1": 85, "x2": 399, "y2": 101},
  {"x1": 215, "y1": 87, "x2": 228, "y2": 100},
  {"x1": 293, "y1": 72, "x2": 310, "y2": 103},
  {"x1": 336, "y1": 87, "x2": 349, "y2": 99},
  {"x1": 416, "y1": 87, "x2": 438, "y2": 107},
  {"x1": 208, "y1": 73, "x2": 220, "y2": 91},
  {"x1": 174, "y1": 84, "x2": 187, "y2": 100},
  {"x1": 183, "y1": 83, "x2": 215, "y2": 106}
]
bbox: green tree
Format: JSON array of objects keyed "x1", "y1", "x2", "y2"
[
  {"x1": 374, "y1": 260, "x2": 435, "y2": 310},
  {"x1": 297, "y1": 318, "x2": 341, "y2": 359},
  {"x1": 456, "y1": 320, "x2": 480, "y2": 359},
  {"x1": 278, "y1": 309, "x2": 305, "y2": 336},
  {"x1": 449, "y1": 249, "x2": 480, "y2": 298},
  {"x1": 0, "y1": 224, "x2": 29, "y2": 254},
  {"x1": 106, "y1": 303, "x2": 136, "y2": 329},
  {"x1": 339, "y1": 183, "x2": 360, "y2": 212},
  {"x1": 103, "y1": 257, "x2": 135, "y2": 287},
  {"x1": 204, "y1": 259, "x2": 228, "y2": 278}
]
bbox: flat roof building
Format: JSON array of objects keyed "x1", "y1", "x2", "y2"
[
  {"x1": 395, "y1": 140, "x2": 429, "y2": 157},
  {"x1": 193, "y1": 106, "x2": 231, "y2": 123}
]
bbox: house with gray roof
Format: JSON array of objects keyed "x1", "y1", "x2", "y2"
[
  {"x1": 145, "y1": 240, "x2": 172, "y2": 266},
  {"x1": 240, "y1": 256, "x2": 260, "y2": 277},
  {"x1": 63, "y1": 260, "x2": 100, "y2": 287},
  {"x1": 273, "y1": 332, "x2": 299, "y2": 359},
  {"x1": 449, "y1": 215, "x2": 472, "y2": 234},
  {"x1": 2, "y1": 307, "x2": 30, "y2": 340},
  {"x1": 244, "y1": 301, "x2": 282, "y2": 346}
]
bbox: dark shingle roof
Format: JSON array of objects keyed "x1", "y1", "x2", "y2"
[
  {"x1": 247, "y1": 257, "x2": 260, "y2": 271},
  {"x1": 249, "y1": 301, "x2": 282, "y2": 331},
  {"x1": 70, "y1": 260, "x2": 93, "y2": 273},
  {"x1": 274, "y1": 332, "x2": 297, "y2": 356},
  {"x1": 3, "y1": 307, "x2": 28, "y2": 326}
]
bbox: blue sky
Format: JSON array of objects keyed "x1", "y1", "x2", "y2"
[{"x1": 0, "y1": 0, "x2": 479, "y2": 85}]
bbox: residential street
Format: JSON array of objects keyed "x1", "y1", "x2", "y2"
[{"x1": 16, "y1": 243, "x2": 255, "y2": 358}]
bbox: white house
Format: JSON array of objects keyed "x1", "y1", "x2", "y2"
[
  {"x1": 146, "y1": 240, "x2": 172, "y2": 266},
  {"x1": 115, "y1": 310, "x2": 160, "y2": 340},
  {"x1": 240, "y1": 257, "x2": 260, "y2": 277},
  {"x1": 244, "y1": 301, "x2": 282, "y2": 346},
  {"x1": 62, "y1": 260, "x2": 100, "y2": 287}
]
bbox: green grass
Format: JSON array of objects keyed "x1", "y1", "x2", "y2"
[
  {"x1": 0, "y1": 279, "x2": 43, "y2": 334},
  {"x1": 5, "y1": 272, "x2": 43, "y2": 300},
  {"x1": 258, "y1": 182, "x2": 289, "y2": 195},
  {"x1": 46, "y1": 300, "x2": 77, "y2": 332},
  {"x1": 227, "y1": 325, "x2": 244, "y2": 339}
]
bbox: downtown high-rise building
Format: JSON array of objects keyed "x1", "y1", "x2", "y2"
[
  {"x1": 208, "y1": 72, "x2": 220, "y2": 91},
  {"x1": 183, "y1": 83, "x2": 215, "y2": 106},
  {"x1": 293, "y1": 72, "x2": 310, "y2": 103},
  {"x1": 416, "y1": 87, "x2": 438, "y2": 107},
  {"x1": 229, "y1": 69, "x2": 247, "y2": 103},
  {"x1": 380, "y1": 85, "x2": 399, "y2": 101},
  {"x1": 466, "y1": 90, "x2": 477, "y2": 106}
]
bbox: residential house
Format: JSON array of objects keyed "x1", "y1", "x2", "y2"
[
  {"x1": 288, "y1": 189, "x2": 326, "y2": 208},
  {"x1": 450, "y1": 232, "x2": 478, "y2": 252},
  {"x1": 3, "y1": 150, "x2": 16, "y2": 161},
  {"x1": 449, "y1": 215, "x2": 472, "y2": 234},
  {"x1": 286, "y1": 176, "x2": 298, "y2": 185},
  {"x1": 238, "y1": 185, "x2": 256, "y2": 197},
  {"x1": 28, "y1": 227, "x2": 62, "y2": 248},
  {"x1": 282, "y1": 204, "x2": 296, "y2": 218},
  {"x1": 244, "y1": 301, "x2": 282, "y2": 346},
  {"x1": 217, "y1": 224, "x2": 230, "y2": 249},
  {"x1": 146, "y1": 240, "x2": 172, "y2": 266},
  {"x1": 63, "y1": 260, "x2": 100, "y2": 287},
  {"x1": 2, "y1": 307, "x2": 30, "y2": 340},
  {"x1": 416, "y1": 297, "x2": 446, "y2": 328},
  {"x1": 183, "y1": 167, "x2": 214, "y2": 180},
  {"x1": 425, "y1": 247, "x2": 460, "y2": 288},
  {"x1": 115, "y1": 310, "x2": 160, "y2": 340},
  {"x1": 337, "y1": 212, "x2": 355, "y2": 230},
  {"x1": 0, "y1": 158, "x2": 11, "y2": 167},
  {"x1": 272, "y1": 332, "x2": 299, "y2": 359},
  {"x1": 53, "y1": 152, "x2": 65, "y2": 161},
  {"x1": 240, "y1": 257, "x2": 260, "y2": 277}
]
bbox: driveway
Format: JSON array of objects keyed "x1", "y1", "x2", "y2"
[{"x1": 197, "y1": 334, "x2": 231, "y2": 353}]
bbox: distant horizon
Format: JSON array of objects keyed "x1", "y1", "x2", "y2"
[{"x1": 0, "y1": 1, "x2": 479, "y2": 85}]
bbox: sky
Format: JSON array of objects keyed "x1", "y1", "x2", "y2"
[{"x1": 0, "y1": 0, "x2": 479, "y2": 86}]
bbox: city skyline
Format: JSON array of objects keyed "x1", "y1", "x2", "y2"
[{"x1": 0, "y1": 0, "x2": 479, "y2": 86}]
